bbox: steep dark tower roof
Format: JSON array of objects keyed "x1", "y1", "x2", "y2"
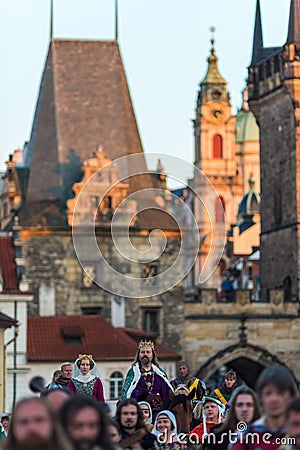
[
  {"x1": 250, "y1": 0, "x2": 263, "y2": 65},
  {"x1": 22, "y1": 39, "x2": 151, "y2": 227},
  {"x1": 249, "y1": 0, "x2": 281, "y2": 67},
  {"x1": 286, "y1": 0, "x2": 300, "y2": 44}
]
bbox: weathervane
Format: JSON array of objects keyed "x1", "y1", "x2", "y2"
[{"x1": 209, "y1": 26, "x2": 216, "y2": 53}]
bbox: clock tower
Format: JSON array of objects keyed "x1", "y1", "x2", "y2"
[{"x1": 192, "y1": 33, "x2": 243, "y2": 288}]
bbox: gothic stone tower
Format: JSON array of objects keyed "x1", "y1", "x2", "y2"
[
  {"x1": 193, "y1": 36, "x2": 243, "y2": 287},
  {"x1": 248, "y1": 0, "x2": 300, "y2": 301}
]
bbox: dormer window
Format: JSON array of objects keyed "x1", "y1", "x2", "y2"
[{"x1": 62, "y1": 325, "x2": 84, "y2": 345}]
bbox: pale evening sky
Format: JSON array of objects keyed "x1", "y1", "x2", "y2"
[{"x1": 0, "y1": 0, "x2": 291, "y2": 185}]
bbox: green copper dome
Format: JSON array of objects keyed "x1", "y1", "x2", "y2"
[
  {"x1": 237, "y1": 177, "x2": 260, "y2": 220},
  {"x1": 235, "y1": 110, "x2": 259, "y2": 143}
]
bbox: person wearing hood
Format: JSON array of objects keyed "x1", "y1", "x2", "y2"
[
  {"x1": 138, "y1": 401, "x2": 154, "y2": 432},
  {"x1": 68, "y1": 354, "x2": 105, "y2": 402},
  {"x1": 171, "y1": 361, "x2": 207, "y2": 401},
  {"x1": 152, "y1": 410, "x2": 189, "y2": 449},
  {"x1": 190, "y1": 396, "x2": 225, "y2": 442}
]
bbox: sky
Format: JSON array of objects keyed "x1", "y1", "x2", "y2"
[{"x1": 0, "y1": 0, "x2": 291, "y2": 185}]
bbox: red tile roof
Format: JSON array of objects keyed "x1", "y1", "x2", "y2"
[
  {"x1": 27, "y1": 315, "x2": 180, "y2": 361},
  {"x1": 0, "y1": 235, "x2": 18, "y2": 291},
  {"x1": 121, "y1": 328, "x2": 180, "y2": 360}
]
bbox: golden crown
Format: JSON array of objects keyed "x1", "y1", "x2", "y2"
[
  {"x1": 138, "y1": 340, "x2": 154, "y2": 349},
  {"x1": 78, "y1": 354, "x2": 93, "y2": 361}
]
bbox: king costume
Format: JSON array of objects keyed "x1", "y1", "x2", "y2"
[
  {"x1": 122, "y1": 340, "x2": 173, "y2": 403},
  {"x1": 122, "y1": 362, "x2": 173, "y2": 401}
]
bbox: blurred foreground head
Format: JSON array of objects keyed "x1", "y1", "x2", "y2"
[
  {"x1": 1, "y1": 397, "x2": 73, "y2": 450},
  {"x1": 60, "y1": 395, "x2": 115, "y2": 450}
]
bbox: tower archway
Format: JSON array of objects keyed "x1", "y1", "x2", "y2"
[{"x1": 195, "y1": 343, "x2": 297, "y2": 388}]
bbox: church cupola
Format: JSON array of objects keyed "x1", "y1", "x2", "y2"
[{"x1": 198, "y1": 28, "x2": 230, "y2": 106}]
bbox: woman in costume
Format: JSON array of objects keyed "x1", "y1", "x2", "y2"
[
  {"x1": 68, "y1": 354, "x2": 105, "y2": 402},
  {"x1": 152, "y1": 410, "x2": 189, "y2": 450},
  {"x1": 138, "y1": 401, "x2": 154, "y2": 431}
]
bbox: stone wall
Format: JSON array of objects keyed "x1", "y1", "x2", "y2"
[
  {"x1": 19, "y1": 229, "x2": 184, "y2": 353},
  {"x1": 183, "y1": 289, "x2": 300, "y2": 381}
]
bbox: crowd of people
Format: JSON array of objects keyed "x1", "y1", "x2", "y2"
[{"x1": 0, "y1": 340, "x2": 300, "y2": 450}]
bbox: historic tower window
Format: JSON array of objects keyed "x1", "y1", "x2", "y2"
[
  {"x1": 143, "y1": 308, "x2": 160, "y2": 333},
  {"x1": 283, "y1": 276, "x2": 292, "y2": 302},
  {"x1": 274, "y1": 188, "x2": 282, "y2": 225},
  {"x1": 109, "y1": 371, "x2": 123, "y2": 400},
  {"x1": 213, "y1": 134, "x2": 223, "y2": 158},
  {"x1": 215, "y1": 197, "x2": 225, "y2": 222}
]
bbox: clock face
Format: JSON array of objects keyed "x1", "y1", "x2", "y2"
[{"x1": 211, "y1": 106, "x2": 224, "y2": 123}]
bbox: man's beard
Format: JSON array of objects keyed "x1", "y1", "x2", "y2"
[
  {"x1": 73, "y1": 437, "x2": 98, "y2": 450},
  {"x1": 15, "y1": 434, "x2": 55, "y2": 450},
  {"x1": 141, "y1": 356, "x2": 151, "y2": 366},
  {"x1": 123, "y1": 421, "x2": 136, "y2": 430}
]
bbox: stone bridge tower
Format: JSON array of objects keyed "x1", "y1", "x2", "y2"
[{"x1": 247, "y1": 0, "x2": 300, "y2": 301}]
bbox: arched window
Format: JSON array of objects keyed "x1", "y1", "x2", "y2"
[
  {"x1": 283, "y1": 276, "x2": 292, "y2": 302},
  {"x1": 215, "y1": 197, "x2": 225, "y2": 222},
  {"x1": 213, "y1": 135, "x2": 223, "y2": 158},
  {"x1": 109, "y1": 371, "x2": 123, "y2": 400}
]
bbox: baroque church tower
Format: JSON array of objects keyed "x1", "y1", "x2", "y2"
[
  {"x1": 248, "y1": 0, "x2": 300, "y2": 301},
  {"x1": 192, "y1": 34, "x2": 243, "y2": 288}
]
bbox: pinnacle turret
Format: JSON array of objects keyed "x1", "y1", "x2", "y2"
[
  {"x1": 250, "y1": 0, "x2": 263, "y2": 66},
  {"x1": 199, "y1": 30, "x2": 229, "y2": 105},
  {"x1": 286, "y1": 0, "x2": 300, "y2": 44}
]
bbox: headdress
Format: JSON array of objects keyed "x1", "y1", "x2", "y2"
[
  {"x1": 138, "y1": 401, "x2": 153, "y2": 425},
  {"x1": 201, "y1": 395, "x2": 225, "y2": 436},
  {"x1": 178, "y1": 360, "x2": 190, "y2": 370},
  {"x1": 72, "y1": 355, "x2": 101, "y2": 383},
  {"x1": 152, "y1": 410, "x2": 178, "y2": 439},
  {"x1": 76, "y1": 354, "x2": 95, "y2": 370},
  {"x1": 202, "y1": 395, "x2": 224, "y2": 409},
  {"x1": 138, "y1": 340, "x2": 154, "y2": 350},
  {"x1": 78, "y1": 354, "x2": 93, "y2": 361}
]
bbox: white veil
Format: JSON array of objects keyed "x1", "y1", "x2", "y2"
[{"x1": 72, "y1": 354, "x2": 101, "y2": 383}]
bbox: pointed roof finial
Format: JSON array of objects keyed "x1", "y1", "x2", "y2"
[
  {"x1": 250, "y1": 0, "x2": 263, "y2": 65},
  {"x1": 50, "y1": 0, "x2": 53, "y2": 40},
  {"x1": 156, "y1": 158, "x2": 164, "y2": 173},
  {"x1": 286, "y1": 0, "x2": 300, "y2": 44},
  {"x1": 210, "y1": 26, "x2": 216, "y2": 55},
  {"x1": 115, "y1": 0, "x2": 119, "y2": 41},
  {"x1": 201, "y1": 27, "x2": 227, "y2": 87}
]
